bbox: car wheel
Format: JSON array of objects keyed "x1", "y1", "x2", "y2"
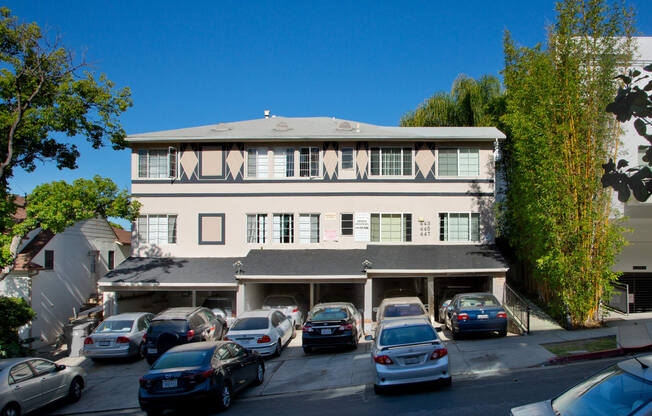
[
  {"x1": 441, "y1": 376, "x2": 452, "y2": 388},
  {"x1": 145, "y1": 409, "x2": 161, "y2": 416},
  {"x1": 274, "y1": 341, "x2": 282, "y2": 357},
  {"x1": 451, "y1": 329, "x2": 459, "y2": 340},
  {"x1": 303, "y1": 346, "x2": 312, "y2": 354},
  {"x1": 146, "y1": 356, "x2": 156, "y2": 365},
  {"x1": 253, "y1": 362, "x2": 265, "y2": 386},
  {"x1": 139, "y1": 342, "x2": 146, "y2": 359},
  {"x1": 218, "y1": 382, "x2": 232, "y2": 410},
  {"x1": 291, "y1": 326, "x2": 296, "y2": 339},
  {"x1": 68, "y1": 377, "x2": 83, "y2": 403},
  {"x1": 373, "y1": 384, "x2": 385, "y2": 395},
  {"x1": 499, "y1": 329, "x2": 507, "y2": 337},
  {"x1": 1, "y1": 403, "x2": 20, "y2": 416}
]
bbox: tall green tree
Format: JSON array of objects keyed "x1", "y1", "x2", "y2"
[
  {"x1": 501, "y1": 0, "x2": 635, "y2": 324},
  {"x1": 400, "y1": 74, "x2": 503, "y2": 127}
]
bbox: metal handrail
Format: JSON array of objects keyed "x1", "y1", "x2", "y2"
[{"x1": 504, "y1": 284, "x2": 530, "y2": 334}]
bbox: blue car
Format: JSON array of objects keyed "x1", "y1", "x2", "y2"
[{"x1": 444, "y1": 293, "x2": 508, "y2": 339}]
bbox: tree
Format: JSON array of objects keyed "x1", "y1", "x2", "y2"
[
  {"x1": 602, "y1": 64, "x2": 652, "y2": 201},
  {"x1": 0, "y1": 296, "x2": 35, "y2": 357},
  {"x1": 501, "y1": 0, "x2": 635, "y2": 325},
  {"x1": 0, "y1": 8, "x2": 132, "y2": 186},
  {"x1": 0, "y1": 176, "x2": 141, "y2": 280},
  {"x1": 400, "y1": 74, "x2": 504, "y2": 127}
]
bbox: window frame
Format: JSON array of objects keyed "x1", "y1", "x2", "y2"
[
  {"x1": 437, "y1": 147, "x2": 480, "y2": 177},
  {"x1": 439, "y1": 212, "x2": 481, "y2": 243},
  {"x1": 136, "y1": 214, "x2": 178, "y2": 245},
  {"x1": 272, "y1": 213, "x2": 295, "y2": 244},
  {"x1": 369, "y1": 213, "x2": 412, "y2": 243},
  {"x1": 44, "y1": 250, "x2": 54, "y2": 270},
  {"x1": 108, "y1": 250, "x2": 115, "y2": 270},
  {"x1": 137, "y1": 147, "x2": 178, "y2": 179},
  {"x1": 299, "y1": 147, "x2": 321, "y2": 177},
  {"x1": 341, "y1": 147, "x2": 354, "y2": 171},
  {"x1": 298, "y1": 213, "x2": 320, "y2": 244},
  {"x1": 340, "y1": 213, "x2": 354, "y2": 236},
  {"x1": 246, "y1": 213, "x2": 268, "y2": 244},
  {"x1": 246, "y1": 147, "x2": 269, "y2": 179},
  {"x1": 369, "y1": 146, "x2": 413, "y2": 177}
]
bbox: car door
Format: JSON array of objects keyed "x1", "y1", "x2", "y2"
[
  {"x1": 9, "y1": 362, "x2": 41, "y2": 413},
  {"x1": 202, "y1": 309, "x2": 222, "y2": 339},
  {"x1": 29, "y1": 359, "x2": 66, "y2": 403},
  {"x1": 216, "y1": 344, "x2": 247, "y2": 392},
  {"x1": 275, "y1": 311, "x2": 292, "y2": 344},
  {"x1": 227, "y1": 343, "x2": 257, "y2": 384},
  {"x1": 189, "y1": 314, "x2": 206, "y2": 341}
]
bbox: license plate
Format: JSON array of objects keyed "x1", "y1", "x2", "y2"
[
  {"x1": 404, "y1": 357, "x2": 420, "y2": 365},
  {"x1": 99, "y1": 341, "x2": 110, "y2": 346},
  {"x1": 321, "y1": 329, "x2": 332, "y2": 335},
  {"x1": 148, "y1": 348, "x2": 158, "y2": 354},
  {"x1": 161, "y1": 379, "x2": 177, "y2": 389},
  {"x1": 477, "y1": 314, "x2": 489, "y2": 319}
]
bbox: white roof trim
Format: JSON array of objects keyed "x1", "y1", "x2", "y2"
[
  {"x1": 98, "y1": 282, "x2": 238, "y2": 288},
  {"x1": 236, "y1": 274, "x2": 367, "y2": 281},
  {"x1": 367, "y1": 268, "x2": 508, "y2": 274}
]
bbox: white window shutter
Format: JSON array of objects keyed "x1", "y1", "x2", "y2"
[
  {"x1": 258, "y1": 148, "x2": 268, "y2": 178},
  {"x1": 274, "y1": 148, "x2": 286, "y2": 177},
  {"x1": 299, "y1": 215, "x2": 310, "y2": 243},
  {"x1": 272, "y1": 214, "x2": 281, "y2": 242}
]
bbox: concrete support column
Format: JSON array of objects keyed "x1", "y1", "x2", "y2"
[
  {"x1": 309, "y1": 283, "x2": 315, "y2": 309},
  {"x1": 102, "y1": 291, "x2": 117, "y2": 317},
  {"x1": 364, "y1": 278, "x2": 373, "y2": 333},
  {"x1": 236, "y1": 283, "x2": 245, "y2": 317},
  {"x1": 191, "y1": 290, "x2": 197, "y2": 307},
  {"x1": 492, "y1": 275, "x2": 506, "y2": 304},
  {"x1": 427, "y1": 277, "x2": 435, "y2": 324}
]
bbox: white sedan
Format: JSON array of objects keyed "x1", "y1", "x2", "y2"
[{"x1": 225, "y1": 310, "x2": 295, "y2": 357}]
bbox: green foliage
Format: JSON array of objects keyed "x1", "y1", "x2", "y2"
[
  {"x1": 0, "y1": 7, "x2": 132, "y2": 185},
  {"x1": 501, "y1": 0, "x2": 634, "y2": 325},
  {"x1": 0, "y1": 296, "x2": 35, "y2": 358},
  {"x1": 400, "y1": 74, "x2": 504, "y2": 127}
]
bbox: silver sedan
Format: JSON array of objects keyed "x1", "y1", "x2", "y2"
[
  {"x1": 83, "y1": 312, "x2": 154, "y2": 359},
  {"x1": 0, "y1": 357, "x2": 85, "y2": 416},
  {"x1": 225, "y1": 309, "x2": 295, "y2": 357}
]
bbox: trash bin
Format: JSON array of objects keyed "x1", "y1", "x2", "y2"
[{"x1": 69, "y1": 321, "x2": 94, "y2": 357}]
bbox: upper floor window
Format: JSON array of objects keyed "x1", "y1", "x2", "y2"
[
  {"x1": 247, "y1": 148, "x2": 269, "y2": 178},
  {"x1": 137, "y1": 214, "x2": 177, "y2": 245},
  {"x1": 138, "y1": 147, "x2": 177, "y2": 179},
  {"x1": 370, "y1": 213, "x2": 412, "y2": 242},
  {"x1": 246, "y1": 214, "x2": 267, "y2": 243},
  {"x1": 340, "y1": 213, "x2": 353, "y2": 236},
  {"x1": 341, "y1": 148, "x2": 354, "y2": 171},
  {"x1": 299, "y1": 214, "x2": 320, "y2": 243},
  {"x1": 370, "y1": 147, "x2": 412, "y2": 176},
  {"x1": 44, "y1": 250, "x2": 54, "y2": 270},
  {"x1": 108, "y1": 250, "x2": 115, "y2": 270},
  {"x1": 438, "y1": 148, "x2": 479, "y2": 177},
  {"x1": 272, "y1": 214, "x2": 294, "y2": 243},
  {"x1": 299, "y1": 147, "x2": 320, "y2": 177},
  {"x1": 439, "y1": 213, "x2": 480, "y2": 242},
  {"x1": 273, "y1": 148, "x2": 295, "y2": 178}
]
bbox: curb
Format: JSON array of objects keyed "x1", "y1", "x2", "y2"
[{"x1": 546, "y1": 344, "x2": 652, "y2": 366}]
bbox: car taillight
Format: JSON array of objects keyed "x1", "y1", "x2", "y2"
[
  {"x1": 139, "y1": 377, "x2": 152, "y2": 388},
  {"x1": 185, "y1": 369, "x2": 214, "y2": 385},
  {"x1": 142, "y1": 334, "x2": 147, "y2": 342},
  {"x1": 431, "y1": 348, "x2": 448, "y2": 360},
  {"x1": 116, "y1": 336, "x2": 130, "y2": 344},
  {"x1": 257, "y1": 335, "x2": 271, "y2": 343},
  {"x1": 292, "y1": 308, "x2": 299, "y2": 313},
  {"x1": 339, "y1": 324, "x2": 353, "y2": 331},
  {"x1": 223, "y1": 336, "x2": 230, "y2": 341},
  {"x1": 457, "y1": 313, "x2": 469, "y2": 321},
  {"x1": 187, "y1": 330, "x2": 195, "y2": 341},
  {"x1": 497, "y1": 311, "x2": 507, "y2": 319},
  {"x1": 84, "y1": 337, "x2": 93, "y2": 345},
  {"x1": 374, "y1": 355, "x2": 393, "y2": 365},
  {"x1": 303, "y1": 325, "x2": 313, "y2": 333}
]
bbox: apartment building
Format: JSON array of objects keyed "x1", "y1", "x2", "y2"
[{"x1": 99, "y1": 116, "x2": 508, "y2": 326}]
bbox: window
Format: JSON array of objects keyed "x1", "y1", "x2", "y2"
[
  {"x1": 108, "y1": 251, "x2": 115, "y2": 270},
  {"x1": 439, "y1": 213, "x2": 480, "y2": 242},
  {"x1": 370, "y1": 147, "x2": 412, "y2": 176},
  {"x1": 246, "y1": 214, "x2": 267, "y2": 243},
  {"x1": 137, "y1": 147, "x2": 177, "y2": 179},
  {"x1": 370, "y1": 213, "x2": 412, "y2": 242},
  {"x1": 300, "y1": 147, "x2": 320, "y2": 177},
  {"x1": 299, "y1": 214, "x2": 319, "y2": 244},
  {"x1": 247, "y1": 148, "x2": 269, "y2": 178},
  {"x1": 272, "y1": 214, "x2": 294, "y2": 243},
  {"x1": 341, "y1": 148, "x2": 354, "y2": 170},
  {"x1": 9, "y1": 363, "x2": 34, "y2": 384},
  {"x1": 44, "y1": 250, "x2": 54, "y2": 270},
  {"x1": 438, "y1": 148, "x2": 479, "y2": 176},
  {"x1": 29, "y1": 359, "x2": 56, "y2": 375},
  {"x1": 273, "y1": 148, "x2": 295, "y2": 178},
  {"x1": 137, "y1": 215, "x2": 177, "y2": 244},
  {"x1": 89, "y1": 250, "x2": 99, "y2": 273},
  {"x1": 227, "y1": 343, "x2": 248, "y2": 358},
  {"x1": 341, "y1": 213, "x2": 353, "y2": 236}
]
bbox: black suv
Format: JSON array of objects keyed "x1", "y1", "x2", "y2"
[{"x1": 144, "y1": 307, "x2": 226, "y2": 364}]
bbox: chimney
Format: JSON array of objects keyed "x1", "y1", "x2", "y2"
[{"x1": 264, "y1": 110, "x2": 270, "y2": 119}]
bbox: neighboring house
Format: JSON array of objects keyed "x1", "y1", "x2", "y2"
[
  {"x1": 99, "y1": 116, "x2": 508, "y2": 328},
  {"x1": 0, "y1": 199, "x2": 130, "y2": 345},
  {"x1": 612, "y1": 37, "x2": 652, "y2": 312}
]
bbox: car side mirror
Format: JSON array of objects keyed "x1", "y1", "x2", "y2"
[
  {"x1": 56, "y1": 364, "x2": 66, "y2": 371},
  {"x1": 435, "y1": 327, "x2": 443, "y2": 333},
  {"x1": 372, "y1": 307, "x2": 378, "y2": 313},
  {"x1": 364, "y1": 335, "x2": 373, "y2": 341}
]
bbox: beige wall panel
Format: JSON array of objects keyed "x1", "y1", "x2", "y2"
[
  {"x1": 201, "y1": 215, "x2": 223, "y2": 242},
  {"x1": 201, "y1": 146, "x2": 223, "y2": 176}
]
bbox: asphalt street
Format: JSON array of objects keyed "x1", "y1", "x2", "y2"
[{"x1": 47, "y1": 357, "x2": 624, "y2": 416}]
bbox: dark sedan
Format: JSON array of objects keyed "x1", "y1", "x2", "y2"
[
  {"x1": 302, "y1": 304, "x2": 361, "y2": 353},
  {"x1": 444, "y1": 293, "x2": 508, "y2": 339},
  {"x1": 138, "y1": 341, "x2": 264, "y2": 415}
]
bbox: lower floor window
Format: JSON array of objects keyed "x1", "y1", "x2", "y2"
[
  {"x1": 247, "y1": 214, "x2": 267, "y2": 243},
  {"x1": 370, "y1": 213, "x2": 412, "y2": 242},
  {"x1": 439, "y1": 213, "x2": 480, "y2": 242},
  {"x1": 299, "y1": 214, "x2": 320, "y2": 243},
  {"x1": 137, "y1": 214, "x2": 177, "y2": 244},
  {"x1": 273, "y1": 214, "x2": 294, "y2": 243}
]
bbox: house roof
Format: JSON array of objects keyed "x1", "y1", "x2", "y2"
[
  {"x1": 364, "y1": 245, "x2": 508, "y2": 272},
  {"x1": 112, "y1": 227, "x2": 132, "y2": 245},
  {"x1": 14, "y1": 229, "x2": 54, "y2": 271},
  {"x1": 126, "y1": 116, "x2": 506, "y2": 143},
  {"x1": 240, "y1": 249, "x2": 368, "y2": 277}
]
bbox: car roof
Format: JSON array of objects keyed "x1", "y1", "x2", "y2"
[
  {"x1": 380, "y1": 297, "x2": 423, "y2": 305},
  {"x1": 379, "y1": 317, "x2": 432, "y2": 330},
  {"x1": 617, "y1": 354, "x2": 652, "y2": 381},
  {"x1": 165, "y1": 341, "x2": 227, "y2": 353},
  {"x1": 153, "y1": 307, "x2": 202, "y2": 319},
  {"x1": 313, "y1": 302, "x2": 354, "y2": 309},
  {"x1": 105, "y1": 312, "x2": 150, "y2": 320},
  {"x1": 238, "y1": 309, "x2": 273, "y2": 318},
  {"x1": 454, "y1": 292, "x2": 496, "y2": 298}
]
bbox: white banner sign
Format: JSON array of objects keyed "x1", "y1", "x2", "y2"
[{"x1": 354, "y1": 212, "x2": 370, "y2": 242}]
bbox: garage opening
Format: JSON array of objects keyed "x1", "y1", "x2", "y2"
[
  {"x1": 371, "y1": 277, "x2": 427, "y2": 320},
  {"x1": 113, "y1": 290, "x2": 237, "y2": 316},
  {"x1": 243, "y1": 283, "x2": 310, "y2": 312},
  {"x1": 433, "y1": 276, "x2": 492, "y2": 321},
  {"x1": 314, "y1": 283, "x2": 365, "y2": 310}
]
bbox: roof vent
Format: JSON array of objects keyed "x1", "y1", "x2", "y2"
[
  {"x1": 211, "y1": 123, "x2": 232, "y2": 132},
  {"x1": 273, "y1": 121, "x2": 291, "y2": 131},
  {"x1": 337, "y1": 121, "x2": 354, "y2": 131}
]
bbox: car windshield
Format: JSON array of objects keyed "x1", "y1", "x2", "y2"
[
  {"x1": 264, "y1": 296, "x2": 295, "y2": 307},
  {"x1": 383, "y1": 303, "x2": 425, "y2": 318},
  {"x1": 459, "y1": 295, "x2": 500, "y2": 308},
  {"x1": 310, "y1": 307, "x2": 348, "y2": 321},
  {"x1": 379, "y1": 325, "x2": 436, "y2": 346},
  {"x1": 231, "y1": 317, "x2": 269, "y2": 330},
  {"x1": 95, "y1": 320, "x2": 133, "y2": 333},
  {"x1": 552, "y1": 365, "x2": 652, "y2": 416},
  {"x1": 149, "y1": 320, "x2": 188, "y2": 334},
  {"x1": 152, "y1": 350, "x2": 211, "y2": 370}
]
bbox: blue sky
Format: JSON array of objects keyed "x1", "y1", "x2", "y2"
[{"x1": 7, "y1": 1, "x2": 652, "y2": 219}]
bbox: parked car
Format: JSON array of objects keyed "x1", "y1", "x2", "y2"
[
  {"x1": 262, "y1": 295, "x2": 305, "y2": 328},
  {"x1": 511, "y1": 354, "x2": 652, "y2": 415},
  {"x1": 202, "y1": 297, "x2": 235, "y2": 327},
  {"x1": 376, "y1": 297, "x2": 429, "y2": 324},
  {"x1": 138, "y1": 341, "x2": 264, "y2": 415},
  {"x1": 144, "y1": 307, "x2": 226, "y2": 364},
  {"x1": 366, "y1": 317, "x2": 450, "y2": 394},
  {"x1": 0, "y1": 357, "x2": 85, "y2": 416},
  {"x1": 438, "y1": 300, "x2": 452, "y2": 324},
  {"x1": 444, "y1": 293, "x2": 508, "y2": 339},
  {"x1": 224, "y1": 309, "x2": 294, "y2": 357},
  {"x1": 83, "y1": 312, "x2": 154, "y2": 360},
  {"x1": 302, "y1": 303, "x2": 362, "y2": 353}
]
